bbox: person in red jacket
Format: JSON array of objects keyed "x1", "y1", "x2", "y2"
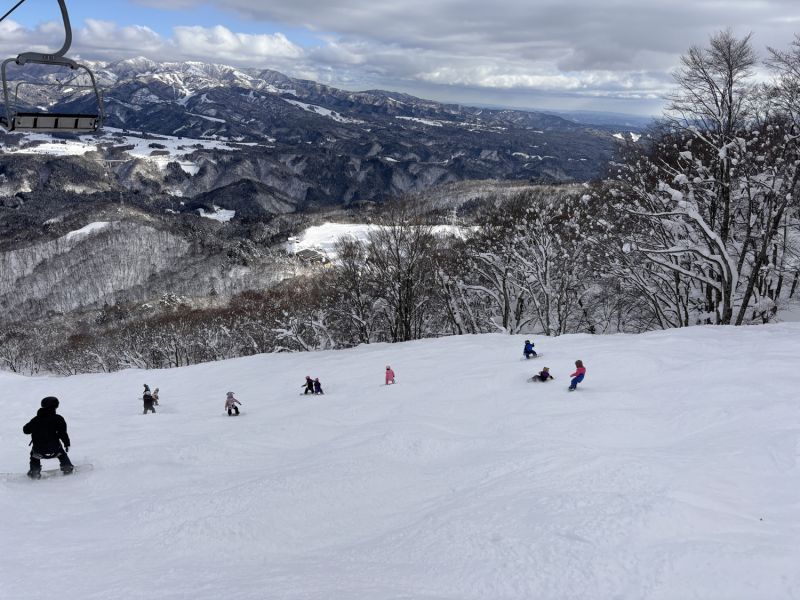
[
  {"x1": 569, "y1": 360, "x2": 586, "y2": 391},
  {"x1": 385, "y1": 365, "x2": 396, "y2": 385}
]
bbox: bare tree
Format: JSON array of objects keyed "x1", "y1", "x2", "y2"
[{"x1": 364, "y1": 203, "x2": 440, "y2": 342}]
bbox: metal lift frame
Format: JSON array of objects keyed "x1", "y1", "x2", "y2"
[{"x1": 0, "y1": 0, "x2": 104, "y2": 132}]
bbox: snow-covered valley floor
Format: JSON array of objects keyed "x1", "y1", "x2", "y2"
[{"x1": 1, "y1": 325, "x2": 799, "y2": 599}]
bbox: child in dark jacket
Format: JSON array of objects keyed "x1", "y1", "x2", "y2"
[
  {"x1": 313, "y1": 378, "x2": 324, "y2": 395},
  {"x1": 569, "y1": 360, "x2": 586, "y2": 391},
  {"x1": 534, "y1": 367, "x2": 553, "y2": 382},
  {"x1": 23, "y1": 396, "x2": 73, "y2": 478},
  {"x1": 523, "y1": 340, "x2": 537, "y2": 359},
  {"x1": 142, "y1": 384, "x2": 156, "y2": 414},
  {"x1": 302, "y1": 376, "x2": 314, "y2": 395}
]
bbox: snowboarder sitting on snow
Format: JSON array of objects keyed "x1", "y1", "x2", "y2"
[
  {"x1": 534, "y1": 367, "x2": 553, "y2": 382},
  {"x1": 569, "y1": 360, "x2": 586, "y2": 391},
  {"x1": 143, "y1": 384, "x2": 156, "y2": 414},
  {"x1": 23, "y1": 396, "x2": 73, "y2": 478},
  {"x1": 385, "y1": 365, "x2": 395, "y2": 385},
  {"x1": 523, "y1": 340, "x2": 537, "y2": 359},
  {"x1": 225, "y1": 392, "x2": 241, "y2": 416},
  {"x1": 302, "y1": 376, "x2": 314, "y2": 395},
  {"x1": 313, "y1": 378, "x2": 324, "y2": 395}
]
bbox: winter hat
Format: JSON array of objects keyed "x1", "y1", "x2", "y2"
[
  {"x1": 543, "y1": 367, "x2": 550, "y2": 371},
  {"x1": 227, "y1": 391, "x2": 234, "y2": 397},
  {"x1": 41, "y1": 396, "x2": 59, "y2": 409},
  {"x1": 386, "y1": 365, "x2": 391, "y2": 370},
  {"x1": 143, "y1": 384, "x2": 150, "y2": 391}
]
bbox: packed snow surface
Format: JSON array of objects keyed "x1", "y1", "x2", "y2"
[
  {"x1": 283, "y1": 99, "x2": 363, "y2": 124},
  {"x1": 197, "y1": 206, "x2": 236, "y2": 222},
  {"x1": 1, "y1": 324, "x2": 799, "y2": 599},
  {"x1": 288, "y1": 222, "x2": 470, "y2": 259},
  {"x1": 396, "y1": 115, "x2": 445, "y2": 127},
  {"x1": 63, "y1": 221, "x2": 112, "y2": 241},
  {"x1": 0, "y1": 127, "x2": 238, "y2": 172}
]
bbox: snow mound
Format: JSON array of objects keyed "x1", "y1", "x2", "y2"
[{"x1": 2, "y1": 324, "x2": 799, "y2": 599}]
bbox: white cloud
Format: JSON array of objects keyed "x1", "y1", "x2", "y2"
[
  {"x1": 172, "y1": 26, "x2": 303, "y2": 63},
  {"x1": 9, "y1": 0, "x2": 800, "y2": 114},
  {"x1": 77, "y1": 20, "x2": 165, "y2": 54}
]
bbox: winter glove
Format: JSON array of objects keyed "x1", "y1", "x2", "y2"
[{"x1": 64, "y1": 445, "x2": 70, "y2": 452}]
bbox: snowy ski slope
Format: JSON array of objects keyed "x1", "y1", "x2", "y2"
[{"x1": 1, "y1": 324, "x2": 799, "y2": 599}]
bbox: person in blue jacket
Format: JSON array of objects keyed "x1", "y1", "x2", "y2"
[{"x1": 523, "y1": 340, "x2": 537, "y2": 359}]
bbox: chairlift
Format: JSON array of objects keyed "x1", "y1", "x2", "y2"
[{"x1": 0, "y1": 0, "x2": 103, "y2": 133}]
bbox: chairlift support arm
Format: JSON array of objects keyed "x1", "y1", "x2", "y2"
[
  {"x1": 11, "y1": 0, "x2": 74, "y2": 66},
  {"x1": 0, "y1": 0, "x2": 103, "y2": 132}
]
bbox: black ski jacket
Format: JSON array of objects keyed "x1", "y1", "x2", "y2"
[{"x1": 23, "y1": 407, "x2": 70, "y2": 454}]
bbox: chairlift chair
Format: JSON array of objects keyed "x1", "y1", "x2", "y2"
[{"x1": 0, "y1": 0, "x2": 103, "y2": 133}]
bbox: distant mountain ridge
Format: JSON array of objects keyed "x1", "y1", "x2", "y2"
[
  {"x1": 0, "y1": 59, "x2": 629, "y2": 324},
  {"x1": 1, "y1": 57, "x2": 625, "y2": 212}
]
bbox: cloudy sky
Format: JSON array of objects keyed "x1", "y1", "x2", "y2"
[{"x1": 1, "y1": 0, "x2": 799, "y2": 115}]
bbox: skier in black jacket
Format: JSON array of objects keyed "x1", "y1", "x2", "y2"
[{"x1": 23, "y1": 396, "x2": 73, "y2": 478}]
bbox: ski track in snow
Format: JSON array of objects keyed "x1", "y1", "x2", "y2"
[{"x1": 1, "y1": 324, "x2": 799, "y2": 599}]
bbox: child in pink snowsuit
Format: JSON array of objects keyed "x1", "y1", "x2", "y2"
[
  {"x1": 225, "y1": 392, "x2": 241, "y2": 416},
  {"x1": 569, "y1": 360, "x2": 586, "y2": 391},
  {"x1": 385, "y1": 366, "x2": 395, "y2": 385}
]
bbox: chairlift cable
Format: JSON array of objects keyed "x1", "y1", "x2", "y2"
[{"x1": 0, "y1": 0, "x2": 28, "y2": 25}]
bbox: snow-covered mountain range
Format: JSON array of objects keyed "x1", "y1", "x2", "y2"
[
  {"x1": 0, "y1": 58, "x2": 631, "y2": 334},
  {"x1": 1, "y1": 57, "x2": 622, "y2": 209}
]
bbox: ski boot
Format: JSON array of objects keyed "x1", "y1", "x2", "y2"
[
  {"x1": 61, "y1": 465, "x2": 74, "y2": 475},
  {"x1": 27, "y1": 469, "x2": 41, "y2": 479}
]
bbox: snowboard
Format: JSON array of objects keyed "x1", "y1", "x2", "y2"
[
  {"x1": 1, "y1": 464, "x2": 93, "y2": 482},
  {"x1": 527, "y1": 375, "x2": 555, "y2": 383},
  {"x1": 521, "y1": 353, "x2": 543, "y2": 360}
]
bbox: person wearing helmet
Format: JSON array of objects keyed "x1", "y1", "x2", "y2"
[
  {"x1": 142, "y1": 384, "x2": 156, "y2": 414},
  {"x1": 23, "y1": 396, "x2": 73, "y2": 478},
  {"x1": 225, "y1": 392, "x2": 241, "y2": 416},
  {"x1": 385, "y1": 365, "x2": 395, "y2": 385},
  {"x1": 533, "y1": 366, "x2": 554, "y2": 382},
  {"x1": 523, "y1": 340, "x2": 537, "y2": 359},
  {"x1": 301, "y1": 376, "x2": 314, "y2": 395},
  {"x1": 569, "y1": 360, "x2": 586, "y2": 391},
  {"x1": 313, "y1": 378, "x2": 324, "y2": 395}
]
